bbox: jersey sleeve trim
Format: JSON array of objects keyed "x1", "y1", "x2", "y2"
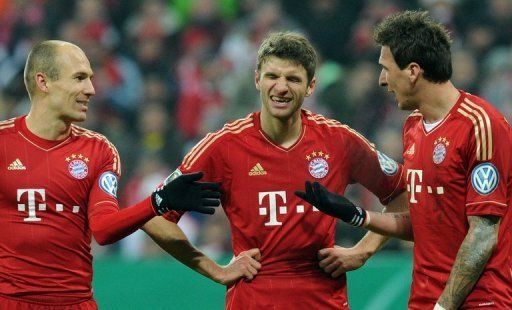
[
  {"x1": 466, "y1": 201, "x2": 507, "y2": 207},
  {"x1": 0, "y1": 118, "x2": 15, "y2": 130},
  {"x1": 92, "y1": 200, "x2": 118, "y2": 207},
  {"x1": 305, "y1": 111, "x2": 376, "y2": 152},
  {"x1": 71, "y1": 125, "x2": 121, "y2": 175},
  {"x1": 457, "y1": 98, "x2": 493, "y2": 161},
  {"x1": 379, "y1": 168, "x2": 405, "y2": 204},
  {"x1": 182, "y1": 117, "x2": 254, "y2": 170}
]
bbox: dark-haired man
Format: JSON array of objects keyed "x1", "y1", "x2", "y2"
[{"x1": 297, "y1": 11, "x2": 512, "y2": 310}]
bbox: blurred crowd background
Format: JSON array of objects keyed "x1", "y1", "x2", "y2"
[{"x1": 1, "y1": 0, "x2": 511, "y2": 260}]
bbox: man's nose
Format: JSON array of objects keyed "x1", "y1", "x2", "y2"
[{"x1": 378, "y1": 69, "x2": 387, "y2": 87}]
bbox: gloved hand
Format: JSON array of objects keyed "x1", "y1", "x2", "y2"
[
  {"x1": 151, "y1": 172, "x2": 221, "y2": 215},
  {"x1": 295, "y1": 181, "x2": 367, "y2": 227}
]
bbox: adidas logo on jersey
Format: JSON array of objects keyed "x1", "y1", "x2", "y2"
[
  {"x1": 8, "y1": 158, "x2": 26, "y2": 170},
  {"x1": 405, "y1": 143, "x2": 415, "y2": 156},
  {"x1": 249, "y1": 163, "x2": 267, "y2": 176}
]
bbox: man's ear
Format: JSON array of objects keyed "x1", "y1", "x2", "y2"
[
  {"x1": 35, "y1": 72, "x2": 49, "y2": 93},
  {"x1": 408, "y1": 62, "x2": 422, "y2": 84},
  {"x1": 254, "y1": 70, "x2": 261, "y2": 91},
  {"x1": 305, "y1": 77, "x2": 317, "y2": 97}
]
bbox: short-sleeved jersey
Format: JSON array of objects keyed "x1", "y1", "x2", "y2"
[
  {"x1": 403, "y1": 91, "x2": 512, "y2": 309},
  {"x1": 0, "y1": 116, "x2": 121, "y2": 305},
  {"x1": 166, "y1": 110, "x2": 405, "y2": 308}
]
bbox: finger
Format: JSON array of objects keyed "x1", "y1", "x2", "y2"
[
  {"x1": 313, "y1": 182, "x2": 328, "y2": 206},
  {"x1": 318, "y1": 255, "x2": 335, "y2": 269},
  {"x1": 180, "y1": 171, "x2": 204, "y2": 182},
  {"x1": 199, "y1": 182, "x2": 221, "y2": 191},
  {"x1": 318, "y1": 248, "x2": 330, "y2": 258},
  {"x1": 245, "y1": 248, "x2": 261, "y2": 260},
  {"x1": 197, "y1": 207, "x2": 216, "y2": 215},
  {"x1": 201, "y1": 190, "x2": 221, "y2": 199},
  {"x1": 331, "y1": 268, "x2": 345, "y2": 278},
  {"x1": 323, "y1": 261, "x2": 339, "y2": 274},
  {"x1": 305, "y1": 181, "x2": 315, "y2": 198},
  {"x1": 249, "y1": 258, "x2": 262, "y2": 270},
  {"x1": 202, "y1": 198, "x2": 221, "y2": 207},
  {"x1": 246, "y1": 265, "x2": 258, "y2": 276},
  {"x1": 294, "y1": 190, "x2": 308, "y2": 201}
]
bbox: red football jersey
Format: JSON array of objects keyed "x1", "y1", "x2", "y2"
[
  {"x1": 403, "y1": 91, "x2": 512, "y2": 309},
  {"x1": 0, "y1": 116, "x2": 121, "y2": 305},
  {"x1": 165, "y1": 110, "x2": 405, "y2": 308}
]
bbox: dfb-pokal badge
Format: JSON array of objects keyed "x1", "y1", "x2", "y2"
[
  {"x1": 433, "y1": 137, "x2": 449, "y2": 164},
  {"x1": 66, "y1": 153, "x2": 89, "y2": 179},
  {"x1": 306, "y1": 150, "x2": 330, "y2": 179}
]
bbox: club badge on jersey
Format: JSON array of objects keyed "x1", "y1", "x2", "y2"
[
  {"x1": 99, "y1": 171, "x2": 118, "y2": 197},
  {"x1": 66, "y1": 153, "x2": 89, "y2": 179},
  {"x1": 305, "y1": 150, "x2": 330, "y2": 179},
  {"x1": 377, "y1": 151, "x2": 398, "y2": 176},
  {"x1": 471, "y1": 163, "x2": 499, "y2": 195},
  {"x1": 433, "y1": 137, "x2": 449, "y2": 164}
]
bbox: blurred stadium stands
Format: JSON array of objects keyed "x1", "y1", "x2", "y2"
[{"x1": 1, "y1": 0, "x2": 511, "y2": 308}]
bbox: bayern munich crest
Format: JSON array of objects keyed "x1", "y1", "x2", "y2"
[
  {"x1": 306, "y1": 151, "x2": 330, "y2": 179},
  {"x1": 433, "y1": 137, "x2": 449, "y2": 164},
  {"x1": 66, "y1": 154, "x2": 89, "y2": 179}
]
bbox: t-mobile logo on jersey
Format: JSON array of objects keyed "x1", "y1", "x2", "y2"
[
  {"x1": 407, "y1": 169, "x2": 444, "y2": 203},
  {"x1": 258, "y1": 191, "x2": 318, "y2": 226},
  {"x1": 17, "y1": 189, "x2": 80, "y2": 222}
]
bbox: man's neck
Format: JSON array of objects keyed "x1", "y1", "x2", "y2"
[
  {"x1": 25, "y1": 109, "x2": 71, "y2": 141},
  {"x1": 418, "y1": 81, "x2": 460, "y2": 123},
  {"x1": 260, "y1": 111, "x2": 302, "y2": 148}
]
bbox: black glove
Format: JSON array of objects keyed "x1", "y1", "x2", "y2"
[
  {"x1": 295, "y1": 181, "x2": 367, "y2": 227},
  {"x1": 151, "y1": 172, "x2": 221, "y2": 215}
]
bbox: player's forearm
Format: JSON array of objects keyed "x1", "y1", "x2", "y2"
[
  {"x1": 354, "y1": 192, "x2": 411, "y2": 255},
  {"x1": 90, "y1": 197, "x2": 156, "y2": 245},
  {"x1": 142, "y1": 217, "x2": 224, "y2": 283},
  {"x1": 437, "y1": 215, "x2": 499, "y2": 309},
  {"x1": 365, "y1": 211, "x2": 413, "y2": 241}
]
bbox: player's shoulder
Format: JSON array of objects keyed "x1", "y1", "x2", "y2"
[
  {"x1": 303, "y1": 109, "x2": 376, "y2": 149},
  {"x1": 71, "y1": 124, "x2": 113, "y2": 145},
  {"x1": 404, "y1": 110, "x2": 423, "y2": 123},
  {"x1": 303, "y1": 109, "x2": 346, "y2": 132},
  {"x1": 197, "y1": 113, "x2": 255, "y2": 146},
  {"x1": 456, "y1": 92, "x2": 506, "y2": 124},
  {"x1": 0, "y1": 117, "x2": 18, "y2": 135},
  {"x1": 303, "y1": 109, "x2": 360, "y2": 136},
  {"x1": 181, "y1": 114, "x2": 255, "y2": 169}
]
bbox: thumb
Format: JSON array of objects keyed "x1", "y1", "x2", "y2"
[
  {"x1": 180, "y1": 171, "x2": 204, "y2": 182},
  {"x1": 294, "y1": 190, "x2": 307, "y2": 200},
  {"x1": 246, "y1": 248, "x2": 261, "y2": 261}
]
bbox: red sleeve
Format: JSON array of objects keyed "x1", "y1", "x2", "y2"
[
  {"x1": 87, "y1": 141, "x2": 157, "y2": 245},
  {"x1": 465, "y1": 111, "x2": 511, "y2": 216},
  {"x1": 345, "y1": 129, "x2": 406, "y2": 205}
]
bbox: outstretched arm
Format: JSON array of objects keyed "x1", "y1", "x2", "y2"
[
  {"x1": 89, "y1": 172, "x2": 221, "y2": 245},
  {"x1": 436, "y1": 215, "x2": 499, "y2": 310},
  {"x1": 143, "y1": 216, "x2": 261, "y2": 286},
  {"x1": 316, "y1": 191, "x2": 410, "y2": 277},
  {"x1": 296, "y1": 181, "x2": 413, "y2": 240}
]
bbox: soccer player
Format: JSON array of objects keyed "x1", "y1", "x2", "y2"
[
  {"x1": 142, "y1": 32, "x2": 407, "y2": 309},
  {"x1": 296, "y1": 11, "x2": 512, "y2": 310},
  {"x1": 0, "y1": 40, "x2": 221, "y2": 309}
]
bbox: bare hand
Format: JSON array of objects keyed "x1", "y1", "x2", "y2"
[
  {"x1": 218, "y1": 248, "x2": 261, "y2": 285},
  {"x1": 318, "y1": 246, "x2": 369, "y2": 278}
]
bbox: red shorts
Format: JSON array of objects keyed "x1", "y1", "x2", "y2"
[
  {"x1": 226, "y1": 275, "x2": 349, "y2": 310},
  {"x1": 0, "y1": 295, "x2": 97, "y2": 310}
]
